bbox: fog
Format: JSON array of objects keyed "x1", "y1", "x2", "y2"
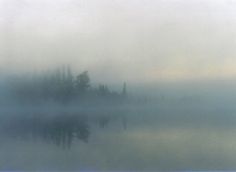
[
  {"x1": 1, "y1": 0, "x2": 236, "y2": 170},
  {"x1": 1, "y1": 0, "x2": 236, "y2": 82}
]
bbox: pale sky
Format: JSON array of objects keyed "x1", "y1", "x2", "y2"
[{"x1": 1, "y1": 0, "x2": 236, "y2": 83}]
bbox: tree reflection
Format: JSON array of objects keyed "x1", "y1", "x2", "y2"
[
  {"x1": 98, "y1": 115, "x2": 110, "y2": 128},
  {"x1": 0, "y1": 110, "x2": 128, "y2": 149},
  {"x1": 2, "y1": 113, "x2": 90, "y2": 149}
]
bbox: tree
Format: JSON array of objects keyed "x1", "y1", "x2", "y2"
[
  {"x1": 75, "y1": 71, "x2": 90, "y2": 95},
  {"x1": 97, "y1": 84, "x2": 110, "y2": 97},
  {"x1": 62, "y1": 66, "x2": 75, "y2": 102},
  {"x1": 122, "y1": 82, "x2": 127, "y2": 97}
]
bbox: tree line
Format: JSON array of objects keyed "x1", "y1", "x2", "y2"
[{"x1": 9, "y1": 66, "x2": 127, "y2": 104}]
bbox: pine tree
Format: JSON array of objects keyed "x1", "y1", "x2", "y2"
[{"x1": 122, "y1": 82, "x2": 127, "y2": 97}]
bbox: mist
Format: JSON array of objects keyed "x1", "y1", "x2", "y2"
[
  {"x1": 1, "y1": 0, "x2": 236, "y2": 82},
  {"x1": 1, "y1": 0, "x2": 236, "y2": 170}
]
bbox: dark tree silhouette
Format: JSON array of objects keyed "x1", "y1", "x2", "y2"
[
  {"x1": 75, "y1": 71, "x2": 90, "y2": 97},
  {"x1": 122, "y1": 82, "x2": 127, "y2": 96},
  {"x1": 8, "y1": 67, "x2": 128, "y2": 104}
]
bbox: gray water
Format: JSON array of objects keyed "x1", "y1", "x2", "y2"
[{"x1": 1, "y1": 105, "x2": 236, "y2": 171}]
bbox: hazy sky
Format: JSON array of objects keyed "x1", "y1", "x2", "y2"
[{"x1": 0, "y1": 0, "x2": 236, "y2": 83}]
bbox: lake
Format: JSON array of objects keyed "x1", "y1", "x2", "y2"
[{"x1": 0, "y1": 105, "x2": 236, "y2": 170}]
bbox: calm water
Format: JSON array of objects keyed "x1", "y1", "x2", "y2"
[{"x1": 1, "y1": 106, "x2": 236, "y2": 171}]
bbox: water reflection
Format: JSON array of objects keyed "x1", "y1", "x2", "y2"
[
  {"x1": 1, "y1": 110, "x2": 236, "y2": 170},
  {"x1": 98, "y1": 115, "x2": 110, "y2": 128},
  {"x1": 1, "y1": 113, "x2": 92, "y2": 149},
  {"x1": 0, "y1": 111, "x2": 128, "y2": 149}
]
